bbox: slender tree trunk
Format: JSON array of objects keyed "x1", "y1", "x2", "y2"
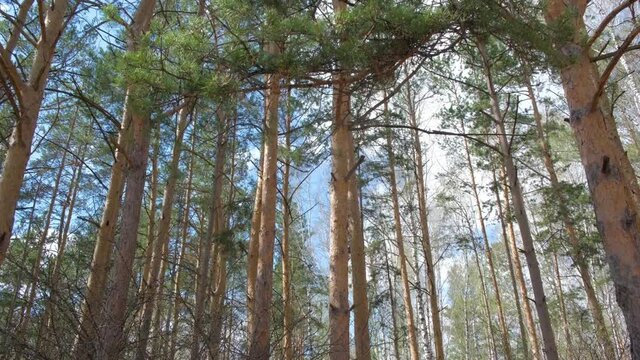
[
  {"x1": 246, "y1": 141, "x2": 265, "y2": 343},
  {"x1": 525, "y1": 74, "x2": 616, "y2": 358},
  {"x1": 552, "y1": 252, "x2": 574, "y2": 360},
  {"x1": 386, "y1": 129, "x2": 420, "y2": 360},
  {"x1": 4, "y1": 184, "x2": 40, "y2": 332},
  {"x1": 38, "y1": 146, "x2": 84, "y2": 346},
  {"x1": 246, "y1": 40, "x2": 281, "y2": 357},
  {"x1": 492, "y1": 170, "x2": 529, "y2": 359},
  {"x1": 140, "y1": 128, "x2": 159, "y2": 299},
  {"x1": 192, "y1": 109, "x2": 230, "y2": 359},
  {"x1": 477, "y1": 39, "x2": 559, "y2": 360},
  {"x1": 73, "y1": 1, "x2": 156, "y2": 356},
  {"x1": 406, "y1": 77, "x2": 444, "y2": 360},
  {"x1": 136, "y1": 98, "x2": 194, "y2": 360},
  {"x1": 383, "y1": 239, "x2": 402, "y2": 359},
  {"x1": 169, "y1": 127, "x2": 196, "y2": 359},
  {"x1": 462, "y1": 127, "x2": 513, "y2": 359},
  {"x1": 282, "y1": 89, "x2": 294, "y2": 360},
  {"x1": 0, "y1": 0, "x2": 69, "y2": 266},
  {"x1": 500, "y1": 168, "x2": 542, "y2": 360},
  {"x1": 412, "y1": 224, "x2": 433, "y2": 360},
  {"x1": 545, "y1": 4, "x2": 640, "y2": 357},
  {"x1": 467, "y1": 219, "x2": 498, "y2": 360},
  {"x1": 348, "y1": 102, "x2": 371, "y2": 360},
  {"x1": 19, "y1": 121, "x2": 72, "y2": 335}
]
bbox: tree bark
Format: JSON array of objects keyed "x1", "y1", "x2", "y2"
[
  {"x1": 169, "y1": 127, "x2": 196, "y2": 359},
  {"x1": 462, "y1": 126, "x2": 513, "y2": 360},
  {"x1": 525, "y1": 74, "x2": 616, "y2": 358},
  {"x1": 477, "y1": 39, "x2": 559, "y2": 360},
  {"x1": 406, "y1": 78, "x2": 444, "y2": 360},
  {"x1": 247, "y1": 39, "x2": 281, "y2": 359},
  {"x1": 192, "y1": 108, "x2": 230, "y2": 359},
  {"x1": 492, "y1": 169, "x2": 529, "y2": 360},
  {"x1": 98, "y1": 108, "x2": 153, "y2": 360},
  {"x1": 136, "y1": 98, "x2": 194, "y2": 360},
  {"x1": 466, "y1": 217, "x2": 498, "y2": 360},
  {"x1": 38, "y1": 145, "x2": 84, "y2": 347},
  {"x1": 383, "y1": 239, "x2": 402, "y2": 359},
  {"x1": 500, "y1": 168, "x2": 542, "y2": 360},
  {"x1": 386, "y1": 129, "x2": 420, "y2": 360},
  {"x1": 552, "y1": 252, "x2": 574, "y2": 360},
  {"x1": 327, "y1": 26, "x2": 351, "y2": 358},
  {"x1": 545, "y1": 4, "x2": 640, "y2": 356},
  {"x1": 0, "y1": 0, "x2": 69, "y2": 266},
  {"x1": 282, "y1": 89, "x2": 294, "y2": 360},
  {"x1": 73, "y1": 1, "x2": 156, "y2": 356},
  {"x1": 19, "y1": 119, "x2": 73, "y2": 335}
]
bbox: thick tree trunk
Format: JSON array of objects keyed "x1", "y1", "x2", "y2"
[
  {"x1": 462, "y1": 128, "x2": 513, "y2": 360},
  {"x1": 247, "y1": 40, "x2": 281, "y2": 359},
  {"x1": 386, "y1": 131, "x2": 420, "y2": 360},
  {"x1": 477, "y1": 39, "x2": 559, "y2": 360},
  {"x1": 327, "y1": 44, "x2": 351, "y2": 360},
  {"x1": 74, "y1": 2, "x2": 156, "y2": 356},
  {"x1": 407, "y1": 80, "x2": 444, "y2": 360},
  {"x1": 98, "y1": 108, "x2": 153, "y2": 359},
  {"x1": 525, "y1": 76, "x2": 615, "y2": 358},
  {"x1": 0, "y1": 0, "x2": 69, "y2": 266},
  {"x1": 136, "y1": 98, "x2": 193, "y2": 360},
  {"x1": 545, "y1": 4, "x2": 640, "y2": 356}
]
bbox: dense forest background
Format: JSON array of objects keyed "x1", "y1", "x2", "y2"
[{"x1": 0, "y1": 0, "x2": 639, "y2": 359}]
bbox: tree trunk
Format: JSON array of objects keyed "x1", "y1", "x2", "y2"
[
  {"x1": 0, "y1": 0, "x2": 69, "y2": 266},
  {"x1": 73, "y1": 1, "x2": 156, "y2": 356},
  {"x1": 136, "y1": 98, "x2": 193, "y2": 360},
  {"x1": 327, "y1": 27, "x2": 351, "y2": 358},
  {"x1": 246, "y1": 141, "x2": 265, "y2": 344},
  {"x1": 386, "y1": 129, "x2": 420, "y2": 360},
  {"x1": 348, "y1": 96, "x2": 371, "y2": 360},
  {"x1": 38, "y1": 145, "x2": 85, "y2": 346},
  {"x1": 192, "y1": 109, "x2": 230, "y2": 359},
  {"x1": 545, "y1": 4, "x2": 640, "y2": 356},
  {"x1": 492, "y1": 169, "x2": 529, "y2": 359},
  {"x1": 467, "y1": 219, "x2": 498, "y2": 360},
  {"x1": 247, "y1": 38, "x2": 281, "y2": 359},
  {"x1": 169, "y1": 127, "x2": 196, "y2": 359},
  {"x1": 477, "y1": 39, "x2": 559, "y2": 360},
  {"x1": 140, "y1": 128, "x2": 160, "y2": 299},
  {"x1": 282, "y1": 89, "x2": 294, "y2": 360},
  {"x1": 552, "y1": 252, "x2": 574, "y2": 360},
  {"x1": 462, "y1": 126, "x2": 513, "y2": 360},
  {"x1": 98, "y1": 108, "x2": 153, "y2": 359},
  {"x1": 19, "y1": 120, "x2": 72, "y2": 335},
  {"x1": 407, "y1": 79, "x2": 444, "y2": 360},
  {"x1": 500, "y1": 168, "x2": 542, "y2": 360},
  {"x1": 526, "y1": 74, "x2": 616, "y2": 357},
  {"x1": 383, "y1": 239, "x2": 402, "y2": 359}
]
